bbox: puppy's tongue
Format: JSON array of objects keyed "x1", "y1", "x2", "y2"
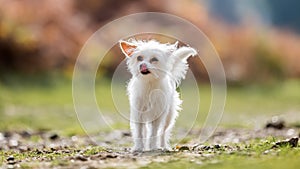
[{"x1": 140, "y1": 64, "x2": 148, "y2": 72}]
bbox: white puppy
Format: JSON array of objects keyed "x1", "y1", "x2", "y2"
[{"x1": 119, "y1": 39, "x2": 197, "y2": 151}]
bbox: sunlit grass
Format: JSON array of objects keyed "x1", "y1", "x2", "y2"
[
  {"x1": 0, "y1": 76, "x2": 300, "y2": 134},
  {"x1": 142, "y1": 139, "x2": 300, "y2": 169}
]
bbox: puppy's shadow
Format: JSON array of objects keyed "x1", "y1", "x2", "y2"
[{"x1": 132, "y1": 149, "x2": 177, "y2": 156}]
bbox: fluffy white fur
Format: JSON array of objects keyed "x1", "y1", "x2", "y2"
[{"x1": 119, "y1": 39, "x2": 197, "y2": 152}]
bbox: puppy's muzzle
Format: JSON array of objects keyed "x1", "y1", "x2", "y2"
[{"x1": 140, "y1": 63, "x2": 151, "y2": 75}]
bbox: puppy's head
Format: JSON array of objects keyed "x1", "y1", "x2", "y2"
[{"x1": 119, "y1": 40, "x2": 177, "y2": 80}]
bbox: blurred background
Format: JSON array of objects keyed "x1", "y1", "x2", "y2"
[{"x1": 0, "y1": 0, "x2": 299, "y2": 134}]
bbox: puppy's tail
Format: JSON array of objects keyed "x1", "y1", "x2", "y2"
[{"x1": 170, "y1": 46, "x2": 197, "y2": 86}]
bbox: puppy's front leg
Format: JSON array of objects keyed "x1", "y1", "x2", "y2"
[
  {"x1": 131, "y1": 122, "x2": 144, "y2": 152},
  {"x1": 148, "y1": 119, "x2": 160, "y2": 150}
]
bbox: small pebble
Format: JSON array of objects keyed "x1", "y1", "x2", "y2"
[
  {"x1": 19, "y1": 146, "x2": 29, "y2": 152},
  {"x1": 35, "y1": 149, "x2": 43, "y2": 154},
  {"x1": 49, "y1": 133, "x2": 59, "y2": 140},
  {"x1": 193, "y1": 145, "x2": 211, "y2": 151},
  {"x1": 287, "y1": 129, "x2": 295, "y2": 136},
  {"x1": 288, "y1": 137, "x2": 299, "y2": 147},
  {"x1": 20, "y1": 131, "x2": 32, "y2": 138},
  {"x1": 7, "y1": 161, "x2": 17, "y2": 165},
  {"x1": 177, "y1": 146, "x2": 190, "y2": 151},
  {"x1": 273, "y1": 137, "x2": 298, "y2": 148},
  {"x1": 7, "y1": 164, "x2": 14, "y2": 169},
  {"x1": 265, "y1": 116, "x2": 285, "y2": 130},
  {"x1": 7, "y1": 156, "x2": 15, "y2": 161},
  {"x1": 122, "y1": 132, "x2": 131, "y2": 137},
  {"x1": 0, "y1": 133, "x2": 4, "y2": 141},
  {"x1": 71, "y1": 136, "x2": 78, "y2": 142},
  {"x1": 104, "y1": 141, "x2": 112, "y2": 144},
  {"x1": 4, "y1": 131, "x2": 12, "y2": 138},
  {"x1": 6, "y1": 156, "x2": 17, "y2": 165},
  {"x1": 8, "y1": 140, "x2": 19, "y2": 147},
  {"x1": 214, "y1": 144, "x2": 221, "y2": 149},
  {"x1": 106, "y1": 154, "x2": 118, "y2": 158},
  {"x1": 75, "y1": 155, "x2": 88, "y2": 161},
  {"x1": 202, "y1": 145, "x2": 211, "y2": 150}
]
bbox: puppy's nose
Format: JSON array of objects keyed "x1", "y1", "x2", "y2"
[{"x1": 140, "y1": 63, "x2": 148, "y2": 72}]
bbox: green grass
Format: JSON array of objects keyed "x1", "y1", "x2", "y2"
[
  {"x1": 222, "y1": 79, "x2": 300, "y2": 127},
  {"x1": 143, "y1": 152, "x2": 300, "y2": 169},
  {"x1": 225, "y1": 79, "x2": 300, "y2": 114},
  {"x1": 0, "y1": 146, "x2": 106, "y2": 166},
  {"x1": 0, "y1": 77, "x2": 80, "y2": 135},
  {"x1": 0, "y1": 76, "x2": 300, "y2": 134},
  {"x1": 0, "y1": 137, "x2": 299, "y2": 168},
  {"x1": 142, "y1": 139, "x2": 300, "y2": 169}
]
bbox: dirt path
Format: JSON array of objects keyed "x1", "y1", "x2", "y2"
[{"x1": 1, "y1": 127, "x2": 299, "y2": 169}]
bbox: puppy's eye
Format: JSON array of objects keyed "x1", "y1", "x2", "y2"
[
  {"x1": 150, "y1": 57, "x2": 158, "y2": 63},
  {"x1": 137, "y1": 56, "x2": 143, "y2": 61}
]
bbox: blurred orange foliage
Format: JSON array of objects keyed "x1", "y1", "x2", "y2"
[{"x1": 0, "y1": 0, "x2": 299, "y2": 83}]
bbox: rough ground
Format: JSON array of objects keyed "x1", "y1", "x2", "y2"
[{"x1": 0, "y1": 125, "x2": 299, "y2": 169}]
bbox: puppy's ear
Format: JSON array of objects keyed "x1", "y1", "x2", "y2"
[
  {"x1": 173, "y1": 46, "x2": 197, "y2": 61},
  {"x1": 119, "y1": 40, "x2": 137, "y2": 57},
  {"x1": 170, "y1": 46, "x2": 197, "y2": 86}
]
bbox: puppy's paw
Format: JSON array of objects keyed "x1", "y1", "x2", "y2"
[
  {"x1": 131, "y1": 147, "x2": 143, "y2": 153},
  {"x1": 161, "y1": 145, "x2": 172, "y2": 152},
  {"x1": 147, "y1": 147, "x2": 161, "y2": 152}
]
